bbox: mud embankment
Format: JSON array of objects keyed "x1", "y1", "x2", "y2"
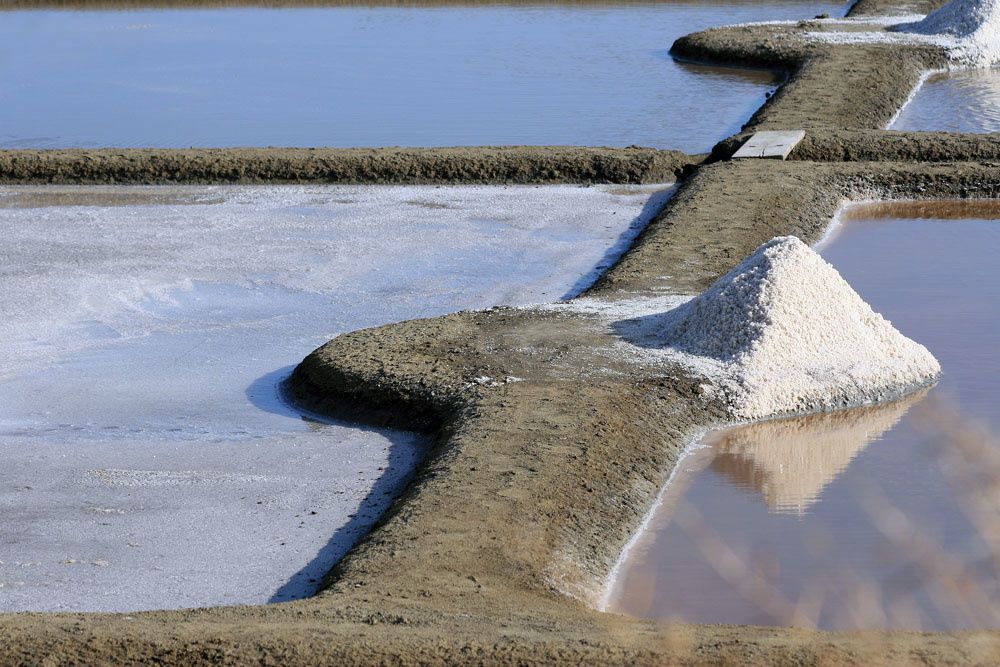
[
  {"x1": 0, "y1": 147, "x2": 696, "y2": 185},
  {"x1": 673, "y1": 25, "x2": 946, "y2": 134},
  {"x1": 849, "y1": 0, "x2": 945, "y2": 16}
]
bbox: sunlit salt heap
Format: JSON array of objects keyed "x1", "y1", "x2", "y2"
[
  {"x1": 661, "y1": 236, "x2": 940, "y2": 420},
  {"x1": 895, "y1": 0, "x2": 1000, "y2": 65}
]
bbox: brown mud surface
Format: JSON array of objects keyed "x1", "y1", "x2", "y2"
[
  {"x1": 673, "y1": 25, "x2": 946, "y2": 133},
  {"x1": 5, "y1": 0, "x2": 1000, "y2": 664},
  {"x1": 0, "y1": 147, "x2": 695, "y2": 185}
]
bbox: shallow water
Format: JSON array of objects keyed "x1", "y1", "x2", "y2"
[
  {"x1": 607, "y1": 201, "x2": 1000, "y2": 631},
  {"x1": 0, "y1": 183, "x2": 671, "y2": 612},
  {"x1": 891, "y1": 68, "x2": 1000, "y2": 132},
  {"x1": 0, "y1": 1, "x2": 842, "y2": 152}
]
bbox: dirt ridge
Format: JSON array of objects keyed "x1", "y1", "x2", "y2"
[{"x1": 0, "y1": 147, "x2": 696, "y2": 185}]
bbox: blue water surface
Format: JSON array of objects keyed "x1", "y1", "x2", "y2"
[{"x1": 0, "y1": 2, "x2": 843, "y2": 151}]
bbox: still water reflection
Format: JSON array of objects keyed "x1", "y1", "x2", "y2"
[
  {"x1": 607, "y1": 201, "x2": 1000, "y2": 630},
  {"x1": 708, "y1": 395, "x2": 925, "y2": 516},
  {"x1": 0, "y1": 1, "x2": 843, "y2": 151},
  {"x1": 891, "y1": 68, "x2": 1000, "y2": 133}
]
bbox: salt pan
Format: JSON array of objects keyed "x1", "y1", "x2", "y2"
[{"x1": 0, "y1": 183, "x2": 664, "y2": 612}]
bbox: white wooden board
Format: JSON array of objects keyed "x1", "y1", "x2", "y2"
[{"x1": 732, "y1": 130, "x2": 806, "y2": 160}]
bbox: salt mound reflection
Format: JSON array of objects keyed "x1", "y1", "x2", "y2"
[{"x1": 708, "y1": 389, "x2": 930, "y2": 514}]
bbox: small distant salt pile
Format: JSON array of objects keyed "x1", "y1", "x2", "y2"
[
  {"x1": 660, "y1": 236, "x2": 939, "y2": 420},
  {"x1": 894, "y1": 0, "x2": 1000, "y2": 65}
]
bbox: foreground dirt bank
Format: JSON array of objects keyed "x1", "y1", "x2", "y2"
[{"x1": 0, "y1": 147, "x2": 696, "y2": 185}]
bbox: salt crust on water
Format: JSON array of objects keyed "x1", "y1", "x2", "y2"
[{"x1": 550, "y1": 237, "x2": 940, "y2": 421}]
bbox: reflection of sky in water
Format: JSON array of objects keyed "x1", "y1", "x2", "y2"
[
  {"x1": 609, "y1": 204, "x2": 1000, "y2": 631},
  {"x1": 892, "y1": 68, "x2": 1000, "y2": 133},
  {"x1": 0, "y1": 2, "x2": 843, "y2": 151}
]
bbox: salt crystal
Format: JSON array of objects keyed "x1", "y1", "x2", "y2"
[
  {"x1": 894, "y1": 0, "x2": 1000, "y2": 65},
  {"x1": 801, "y1": 0, "x2": 1000, "y2": 67},
  {"x1": 658, "y1": 236, "x2": 940, "y2": 419}
]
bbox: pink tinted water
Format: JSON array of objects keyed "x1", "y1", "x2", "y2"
[{"x1": 607, "y1": 201, "x2": 1000, "y2": 630}]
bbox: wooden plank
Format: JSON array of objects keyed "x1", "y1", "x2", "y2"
[{"x1": 731, "y1": 130, "x2": 806, "y2": 160}]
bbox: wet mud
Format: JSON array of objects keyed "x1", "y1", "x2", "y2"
[{"x1": 5, "y1": 0, "x2": 1000, "y2": 662}]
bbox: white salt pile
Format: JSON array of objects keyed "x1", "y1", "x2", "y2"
[
  {"x1": 801, "y1": 0, "x2": 1000, "y2": 67},
  {"x1": 893, "y1": 0, "x2": 1000, "y2": 65},
  {"x1": 653, "y1": 236, "x2": 939, "y2": 420}
]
